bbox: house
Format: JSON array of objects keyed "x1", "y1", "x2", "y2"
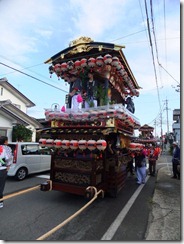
[
  {"x1": 172, "y1": 109, "x2": 180, "y2": 146},
  {"x1": 0, "y1": 77, "x2": 43, "y2": 142}
]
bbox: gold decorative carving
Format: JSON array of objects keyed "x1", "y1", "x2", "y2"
[
  {"x1": 54, "y1": 159, "x2": 92, "y2": 170},
  {"x1": 69, "y1": 36, "x2": 94, "y2": 47},
  {"x1": 69, "y1": 45, "x2": 93, "y2": 55},
  {"x1": 54, "y1": 172, "x2": 90, "y2": 185},
  {"x1": 68, "y1": 36, "x2": 94, "y2": 55},
  {"x1": 54, "y1": 158, "x2": 104, "y2": 171}
]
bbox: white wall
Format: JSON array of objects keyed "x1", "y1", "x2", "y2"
[
  {"x1": 0, "y1": 115, "x2": 13, "y2": 141},
  {"x1": 0, "y1": 85, "x2": 27, "y2": 113}
]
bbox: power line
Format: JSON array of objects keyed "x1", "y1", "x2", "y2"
[
  {"x1": 110, "y1": 29, "x2": 147, "y2": 42},
  {"x1": 158, "y1": 63, "x2": 180, "y2": 84},
  {"x1": 0, "y1": 55, "x2": 64, "y2": 88},
  {"x1": 0, "y1": 62, "x2": 68, "y2": 94},
  {"x1": 144, "y1": 0, "x2": 162, "y2": 111},
  {"x1": 149, "y1": 1, "x2": 179, "y2": 85}
]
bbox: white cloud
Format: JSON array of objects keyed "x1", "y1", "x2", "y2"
[
  {"x1": 0, "y1": 0, "x2": 180, "y2": 132},
  {"x1": 0, "y1": 0, "x2": 54, "y2": 63},
  {"x1": 68, "y1": 0, "x2": 128, "y2": 39}
]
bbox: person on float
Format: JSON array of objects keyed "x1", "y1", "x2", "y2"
[
  {"x1": 68, "y1": 74, "x2": 83, "y2": 111},
  {"x1": 83, "y1": 72, "x2": 98, "y2": 108},
  {"x1": 125, "y1": 96, "x2": 135, "y2": 113}
]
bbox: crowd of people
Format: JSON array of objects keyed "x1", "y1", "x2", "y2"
[
  {"x1": 126, "y1": 144, "x2": 161, "y2": 185},
  {"x1": 126, "y1": 141, "x2": 180, "y2": 184},
  {"x1": 66, "y1": 72, "x2": 99, "y2": 111},
  {"x1": 66, "y1": 72, "x2": 135, "y2": 113}
]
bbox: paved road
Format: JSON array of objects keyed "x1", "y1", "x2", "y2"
[{"x1": 2, "y1": 153, "x2": 180, "y2": 241}]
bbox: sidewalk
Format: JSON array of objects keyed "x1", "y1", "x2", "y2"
[{"x1": 145, "y1": 153, "x2": 181, "y2": 240}]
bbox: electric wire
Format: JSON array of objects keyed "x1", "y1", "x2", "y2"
[
  {"x1": 150, "y1": 0, "x2": 164, "y2": 89},
  {"x1": 0, "y1": 62, "x2": 68, "y2": 94},
  {"x1": 144, "y1": 0, "x2": 162, "y2": 111}
]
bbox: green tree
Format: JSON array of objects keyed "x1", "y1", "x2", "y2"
[{"x1": 12, "y1": 124, "x2": 33, "y2": 142}]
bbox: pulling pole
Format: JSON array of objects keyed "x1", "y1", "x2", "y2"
[{"x1": 36, "y1": 186, "x2": 104, "y2": 241}]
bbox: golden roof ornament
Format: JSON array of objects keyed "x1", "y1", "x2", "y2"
[{"x1": 69, "y1": 36, "x2": 94, "y2": 47}]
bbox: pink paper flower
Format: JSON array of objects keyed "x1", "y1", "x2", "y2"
[
  {"x1": 77, "y1": 94, "x2": 83, "y2": 103},
  {"x1": 61, "y1": 106, "x2": 66, "y2": 112}
]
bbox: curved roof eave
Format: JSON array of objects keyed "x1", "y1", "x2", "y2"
[{"x1": 44, "y1": 38, "x2": 140, "y2": 92}]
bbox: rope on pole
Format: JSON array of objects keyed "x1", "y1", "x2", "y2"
[{"x1": 36, "y1": 186, "x2": 104, "y2": 241}]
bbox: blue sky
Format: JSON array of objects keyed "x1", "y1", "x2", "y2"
[{"x1": 0, "y1": 0, "x2": 180, "y2": 137}]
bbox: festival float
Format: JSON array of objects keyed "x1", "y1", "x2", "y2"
[
  {"x1": 133, "y1": 124, "x2": 160, "y2": 145},
  {"x1": 38, "y1": 36, "x2": 142, "y2": 197}
]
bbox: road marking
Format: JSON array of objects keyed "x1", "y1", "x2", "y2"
[
  {"x1": 3, "y1": 186, "x2": 40, "y2": 200},
  {"x1": 101, "y1": 175, "x2": 150, "y2": 240},
  {"x1": 36, "y1": 175, "x2": 50, "y2": 179}
]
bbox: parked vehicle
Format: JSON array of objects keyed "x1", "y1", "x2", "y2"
[{"x1": 7, "y1": 142, "x2": 52, "y2": 180}]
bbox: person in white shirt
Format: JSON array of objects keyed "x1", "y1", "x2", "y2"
[
  {"x1": 68, "y1": 74, "x2": 83, "y2": 111},
  {"x1": 0, "y1": 136, "x2": 13, "y2": 208},
  {"x1": 84, "y1": 72, "x2": 98, "y2": 108}
]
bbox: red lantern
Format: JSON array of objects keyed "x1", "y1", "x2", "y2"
[
  {"x1": 106, "y1": 109, "x2": 116, "y2": 118},
  {"x1": 62, "y1": 140, "x2": 70, "y2": 149},
  {"x1": 119, "y1": 68, "x2": 126, "y2": 76},
  {"x1": 129, "y1": 143, "x2": 137, "y2": 150},
  {"x1": 54, "y1": 139, "x2": 62, "y2": 147},
  {"x1": 46, "y1": 139, "x2": 54, "y2": 146},
  {"x1": 44, "y1": 109, "x2": 50, "y2": 120},
  {"x1": 80, "y1": 58, "x2": 87, "y2": 68},
  {"x1": 72, "y1": 112, "x2": 80, "y2": 121},
  {"x1": 54, "y1": 64, "x2": 61, "y2": 77},
  {"x1": 87, "y1": 140, "x2": 96, "y2": 151},
  {"x1": 116, "y1": 62, "x2": 122, "y2": 71},
  {"x1": 54, "y1": 64, "x2": 61, "y2": 72},
  {"x1": 62, "y1": 113, "x2": 69, "y2": 120},
  {"x1": 74, "y1": 60, "x2": 81, "y2": 70},
  {"x1": 70, "y1": 140, "x2": 78, "y2": 150},
  {"x1": 111, "y1": 57, "x2": 119, "y2": 67},
  {"x1": 96, "y1": 139, "x2": 107, "y2": 151},
  {"x1": 103, "y1": 54, "x2": 112, "y2": 64},
  {"x1": 96, "y1": 56, "x2": 104, "y2": 67},
  {"x1": 88, "y1": 57, "x2": 96, "y2": 68},
  {"x1": 78, "y1": 140, "x2": 87, "y2": 150},
  {"x1": 82, "y1": 112, "x2": 89, "y2": 120},
  {"x1": 98, "y1": 110, "x2": 107, "y2": 119},
  {"x1": 39, "y1": 138, "x2": 46, "y2": 145},
  {"x1": 60, "y1": 62, "x2": 68, "y2": 72},
  {"x1": 89, "y1": 111, "x2": 98, "y2": 120}
]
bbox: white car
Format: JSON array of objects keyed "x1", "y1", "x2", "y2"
[{"x1": 7, "y1": 142, "x2": 52, "y2": 180}]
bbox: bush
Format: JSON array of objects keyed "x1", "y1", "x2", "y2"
[{"x1": 12, "y1": 124, "x2": 32, "y2": 142}]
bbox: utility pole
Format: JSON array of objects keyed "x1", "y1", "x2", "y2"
[
  {"x1": 166, "y1": 99, "x2": 169, "y2": 134},
  {"x1": 154, "y1": 119, "x2": 156, "y2": 137},
  {"x1": 163, "y1": 98, "x2": 170, "y2": 134},
  {"x1": 160, "y1": 112, "x2": 163, "y2": 150}
]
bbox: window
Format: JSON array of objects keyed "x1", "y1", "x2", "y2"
[
  {"x1": 0, "y1": 129, "x2": 6, "y2": 136},
  {"x1": 21, "y1": 144, "x2": 39, "y2": 155}
]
